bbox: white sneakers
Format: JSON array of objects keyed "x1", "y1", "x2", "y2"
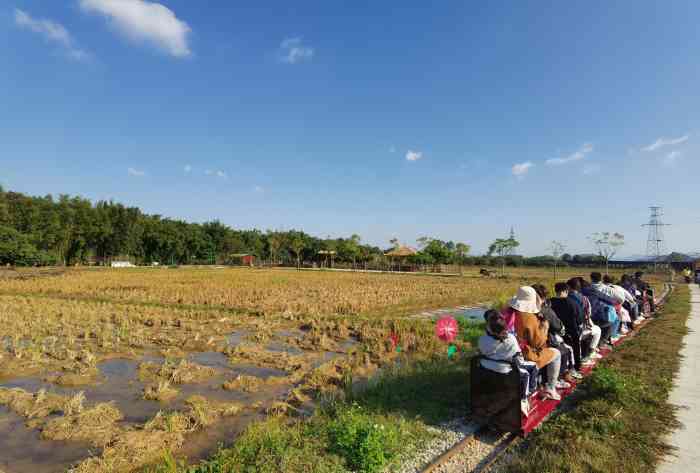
[
  {"x1": 555, "y1": 380, "x2": 572, "y2": 389},
  {"x1": 569, "y1": 370, "x2": 584, "y2": 380},
  {"x1": 543, "y1": 389, "x2": 561, "y2": 401}
]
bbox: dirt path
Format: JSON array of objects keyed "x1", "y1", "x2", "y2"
[{"x1": 658, "y1": 284, "x2": 700, "y2": 472}]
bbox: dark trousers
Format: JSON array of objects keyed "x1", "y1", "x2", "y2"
[
  {"x1": 647, "y1": 289, "x2": 656, "y2": 312},
  {"x1": 624, "y1": 301, "x2": 640, "y2": 321},
  {"x1": 565, "y1": 335, "x2": 583, "y2": 370},
  {"x1": 596, "y1": 321, "x2": 613, "y2": 344}
]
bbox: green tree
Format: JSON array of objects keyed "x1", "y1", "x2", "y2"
[
  {"x1": 289, "y1": 231, "x2": 306, "y2": 269},
  {"x1": 0, "y1": 225, "x2": 40, "y2": 266},
  {"x1": 488, "y1": 236, "x2": 520, "y2": 276}
]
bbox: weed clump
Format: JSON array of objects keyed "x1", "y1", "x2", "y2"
[
  {"x1": 325, "y1": 404, "x2": 401, "y2": 473},
  {"x1": 138, "y1": 359, "x2": 216, "y2": 384},
  {"x1": 144, "y1": 381, "x2": 179, "y2": 402},
  {"x1": 42, "y1": 402, "x2": 123, "y2": 447},
  {"x1": 222, "y1": 374, "x2": 262, "y2": 393}
]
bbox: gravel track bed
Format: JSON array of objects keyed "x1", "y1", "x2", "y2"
[
  {"x1": 395, "y1": 419, "x2": 479, "y2": 473},
  {"x1": 430, "y1": 430, "x2": 511, "y2": 473}
]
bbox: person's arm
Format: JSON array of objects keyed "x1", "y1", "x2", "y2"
[
  {"x1": 620, "y1": 286, "x2": 635, "y2": 304},
  {"x1": 547, "y1": 309, "x2": 564, "y2": 334}
]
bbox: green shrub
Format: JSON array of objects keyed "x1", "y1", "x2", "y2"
[{"x1": 326, "y1": 404, "x2": 400, "y2": 473}]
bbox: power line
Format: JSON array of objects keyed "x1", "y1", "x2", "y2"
[{"x1": 642, "y1": 206, "x2": 670, "y2": 262}]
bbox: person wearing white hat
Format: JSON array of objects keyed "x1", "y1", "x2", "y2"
[{"x1": 511, "y1": 286, "x2": 569, "y2": 400}]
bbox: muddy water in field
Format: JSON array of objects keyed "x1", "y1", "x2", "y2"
[
  {"x1": 0, "y1": 348, "x2": 315, "y2": 471},
  {"x1": 0, "y1": 406, "x2": 93, "y2": 473},
  {"x1": 179, "y1": 410, "x2": 263, "y2": 463}
]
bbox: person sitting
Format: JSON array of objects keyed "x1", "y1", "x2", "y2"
[
  {"x1": 532, "y1": 284, "x2": 580, "y2": 381},
  {"x1": 478, "y1": 309, "x2": 538, "y2": 415},
  {"x1": 602, "y1": 275, "x2": 633, "y2": 334},
  {"x1": 634, "y1": 271, "x2": 655, "y2": 313},
  {"x1": 568, "y1": 278, "x2": 603, "y2": 363},
  {"x1": 620, "y1": 274, "x2": 644, "y2": 324},
  {"x1": 499, "y1": 294, "x2": 520, "y2": 335},
  {"x1": 550, "y1": 282, "x2": 586, "y2": 372},
  {"x1": 585, "y1": 272, "x2": 622, "y2": 343},
  {"x1": 604, "y1": 274, "x2": 641, "y2": 330},
  {"x1": 511, "y1": 286, "x2": 569, "y2": 400}
]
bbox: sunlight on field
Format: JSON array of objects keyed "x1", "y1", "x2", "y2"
[{"x1": 0, "y1": 266, "x2": 667, "y2": 473}]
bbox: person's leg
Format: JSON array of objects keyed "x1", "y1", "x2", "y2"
[
  {"x1": 598, "y1": 321, "x2": 612, "y2": 344},
  {"x1": 569, "y1": 336, "x2": 582, "y2": 370},
  {"x1": 526, "y1": 362, "x2": 538, "y2": 394},
  {"x1": 545, "y1": 350, "x2": 562, "y2": 391},
  {"x1": 555, "y1": 346, "x2": 568, "y2": 374},
  {"x1": 519, "y1": 367, "x2": 530, "y2": 399},
  {"x1": 647, "y1": 289, "x2": 656, "y2": 312},
  {"x1": 589, "y1": 324, "x2": 602, "y2": 351},
  {"x1": 628, "y1": 302, "x2": 640, "y2": 321}
]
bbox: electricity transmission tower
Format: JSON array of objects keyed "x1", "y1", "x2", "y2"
[{"x1": 642, "y1": 206, "x2": 670, "y2": 264}]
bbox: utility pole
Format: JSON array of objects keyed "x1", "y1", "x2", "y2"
[{"x1": 642, "y1": 206, "x2": 670, "y2": 271}]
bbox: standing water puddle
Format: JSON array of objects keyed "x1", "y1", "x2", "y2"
[
  {"x1": 0, "y1": 346, "x2": 335, "y2": 471},
  {"x1": 451, "y1": 307, "x2": 487, "y2": 321},
  {"x1": 0, "y1": 406, "x2": 93, "y2": 473}
]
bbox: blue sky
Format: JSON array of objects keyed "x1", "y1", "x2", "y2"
[{"x1": 1, "y1": 1, "x2": 699, "y2": 256}]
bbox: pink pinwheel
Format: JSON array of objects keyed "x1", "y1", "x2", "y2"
[{"x1": 435, "y1": 316, "x2": 458, "y2": 343}]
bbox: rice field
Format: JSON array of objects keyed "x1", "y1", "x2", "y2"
[{"x1": 0, "y1": 266, "x2": 662, "y2": 473}]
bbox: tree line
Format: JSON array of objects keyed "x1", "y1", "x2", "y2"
[
  {"x1": 0, "y1": 187, "x2": 473, "y2": 267},
  {"x1": 0, "y1": 187, "x2": 614, "y2": 268}
]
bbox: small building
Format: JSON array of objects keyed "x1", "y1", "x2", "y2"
[
  {"x1": 384, "y1": 245, "x2": 417, "y2": 271},
  {"x1": 609, "y1": 253, "x2": 700, "y2": 271},
  {"x1": 384, "y1": 246, "x2": 418, "y2": 258},
  {"x1": 229, "y1": 254, "x2": 255, "y2": 266},
  {"x1": 317, "y1": 250, "x2": 336, "y2": 268}
]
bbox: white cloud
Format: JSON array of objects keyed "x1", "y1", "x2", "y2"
[
  {"x1": 279, "y1": 37, "x2": 313, "y2": 64},
  {"x1": 216, "y1": 170, "x2": 228, "y2": 179},
  {"x1": 663, "y1": 150, "x2": 681, "y2": 166},
  {"x1": 405, "y1": 150, "x2": 423, "y2": 162},
  {"x1": 511, "y1": 161, "x2": 534, "y2": 178},
  {"x1": 14, "y1": 9, "x2": 89, "y2": 61},
  {"x1": 546, "y1": 142, "x2": 594, "y2": 165},
  {"x1": 253, "y1": 185, "x2": 264, "y2": 193},
  {"x1": 183, "y1": 164, "x2": 192, "y2": 173},
  {"x1": 79, "y1": 0, "x2": 192, "y2": 58},
  {"x1": 127, "y1": 167, "x2": 145, "y2": 177},
  {"x1": 641, "y1": 134, "x2": 689, "y2": 152}
]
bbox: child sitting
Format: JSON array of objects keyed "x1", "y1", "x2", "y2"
[{"x1": 478, "y1": 309, "x2": 538, "y2": 416}]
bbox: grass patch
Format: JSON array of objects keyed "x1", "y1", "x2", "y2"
[
  {"x1": 347, "y1": 355, "x2": 471, "y2": 424},
  {"x1": 145, "y1": 403, "x2": 432, "y2": 473},
  {"x1": 498, "y1": 285, "x2": 690, "y2": 473},
  {"x1": 144, "y1": 352, "x2": 473, "y2": 473}
]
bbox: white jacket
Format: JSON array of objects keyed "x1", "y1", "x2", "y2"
[
  {"x1": 478, "y1": 333, "x2": 520, "y2": 374},
  {"x1": 592, "y1": 282, "x2": 624, "y2": 304},
  {"x1": 611, "y1": 284, "x2": 636, "y2": 305}
]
